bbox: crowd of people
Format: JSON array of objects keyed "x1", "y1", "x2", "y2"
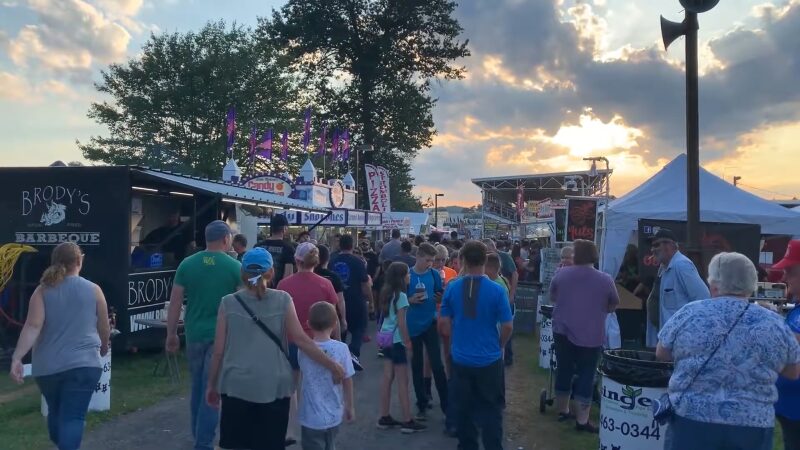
[
  {"x1": 165, "y1": 221, "x2": 518, "y2": 450},
  {"x1": 7, "y1": 218, "x2": 800, "y2": 450}
]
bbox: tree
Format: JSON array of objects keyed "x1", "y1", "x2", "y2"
[
  {"x1": 80, "y1": 21, "x2": 303, "y2": 179},
  {"x1": 261, "y1": 0, "x2": 470, "y2": 211}
]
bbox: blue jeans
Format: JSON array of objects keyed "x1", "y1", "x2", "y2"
[
  {"x1": 36, "y1": 366, "x2": 102, "y2": 450},
  {"x1": 452, "y1": 359, "x2": 505, "y2": 450},
  {"x1": 187, "y1": 341, "x2": 218, "y2": 450},
  {"x1": 665, "y1": 414, "x2": 773, "y2": 450},
  {"x1": 553, "y1": 333, "x2": 600, "y2": 405}
]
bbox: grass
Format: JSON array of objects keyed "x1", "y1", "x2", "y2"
[
  {"x1": 509, "y1": 334, "x2": 787, "y2": 450},
  {"x1": 0, "y1": 350, "x2": 189, "y2": 450}
]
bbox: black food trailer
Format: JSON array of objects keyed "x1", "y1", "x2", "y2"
[{"x1": 0, "y1": 165, "x2": 325, "y2": 352}]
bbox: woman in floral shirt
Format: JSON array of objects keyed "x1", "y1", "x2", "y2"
[{"x1": 656, "y1": 252, "x2": 800, "y2": 450}]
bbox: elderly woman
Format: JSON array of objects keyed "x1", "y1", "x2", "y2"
[
  {"x1": 549, "y1": 239, "x2": 619, "y2": 433},
  {"x1": 656, "y1": 252, "x2": 800, "y2": 450},
  {"x1": 559, "y1": 246, "x2": 574, "y2": 268}
]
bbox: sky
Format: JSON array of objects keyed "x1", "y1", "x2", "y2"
[{"x1": 1, "y1": 0, "x2": 799, "y2": 207}]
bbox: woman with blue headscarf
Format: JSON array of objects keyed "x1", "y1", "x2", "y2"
[{"x1": 205, "y1": 247, "x2": 346, "y2": 450}]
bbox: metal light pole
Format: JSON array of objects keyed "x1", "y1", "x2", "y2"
[
  {"x1": 354, "y1": 144, "x2": 373, "y2": 210},
  {"x1": 434, "y1": 193, "x2": 444, "y2": 228},
  {"x1": 584, "y1": 156, "x2": 611, "y2": 266},
  {"x1": 661, "y1": 0, "x2": 718, "y2": 264}
]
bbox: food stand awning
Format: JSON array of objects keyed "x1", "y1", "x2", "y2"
[{"x1": 131, "y1": 167, "x2": 327, "y2": 212}]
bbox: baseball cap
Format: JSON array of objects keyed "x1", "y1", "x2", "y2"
[
  {"x1": 271, "y1": 214, "x2": 290, "y2": 227},
  {"x1": 294, "y1": 242, "x2": 317, "y2": 261},
  {"x1": 205, "y1": 220, "x2": 232, "y2": 243},
  {"x1": 647, "y1": 228, "x2": 678, "y2": 244},
  {"x1": 772, "y1": 240, "x2": 800, "y2": 270},
  {"x1": 242, "y1": 247, "x2": 274, "y2": 274}
]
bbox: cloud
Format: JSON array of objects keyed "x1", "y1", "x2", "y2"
[
  {"x1": 0, "y1": 71, "x2": 78, "y2": 102},
  {"x1": 413, "y1": 0, "x2": 800, "y2": 205},
  {"x1": 5, "y1": 0, "x2": 145, "y2": 78}
]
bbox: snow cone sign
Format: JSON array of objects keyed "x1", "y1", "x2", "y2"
[{"x1": 599, "y1": 377, "x2": 668, "y2": 450}]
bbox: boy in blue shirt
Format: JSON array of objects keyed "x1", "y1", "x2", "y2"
[
  {"x1": 406, "y1": 242, "x2": 448, "y2": 421},
  {"x1": 439, "y1": 240, "x2": 513, "y2": 450}
]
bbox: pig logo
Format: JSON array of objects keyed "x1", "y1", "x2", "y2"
[{"x1": 40, "y1": 201, "x2": 66, "y2": 226}]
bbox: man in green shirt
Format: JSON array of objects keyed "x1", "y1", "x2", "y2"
[{"x1": 166, "y1": 220, "x2": 241, "y2": 450}]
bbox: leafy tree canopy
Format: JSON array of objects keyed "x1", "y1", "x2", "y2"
[
  {"x1": 80, "y1": 21, "x2": 302, "y2": 178},
  {"x1": 261, "y1": 0, "x2": 470, "y2": 211}
]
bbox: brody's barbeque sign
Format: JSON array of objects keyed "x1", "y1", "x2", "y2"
[{"x1": 15, "y1": 185, "x2": 100, "y2": 245}]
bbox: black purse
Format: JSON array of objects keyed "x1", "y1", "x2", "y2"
[
  {"x1": 653, "y1": 303, "x2": 750, "y2": 425},
  {"x1": 233, "y1": 293, "x2": 290, "y2": 362}
]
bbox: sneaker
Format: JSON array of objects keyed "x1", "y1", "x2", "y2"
[
  {"x1": 351, "y1": 354, "x2": 364, "y2": 372},
  {"x1": 414, "y1": 408, "x2": 428, "y2": 422},
  {"x1": 575, "y1": 421, "x2": 599, "y2": 434},
  {"x1": 377, "y1": 349, "x2": 385, "y2": 358},
  {"x1": 377, "y1": 415, "x2": 402, "y2": 430},
  {"x1": 401, "y1": 420, "x2": 427, "y2": 434}
]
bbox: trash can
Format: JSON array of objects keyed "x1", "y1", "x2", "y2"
[
  {"x1": 598, "y1": 350, "x2": 673, "y2": 450},
  {"x1": 41, "y1": 351, "x2": 112, "y2": 416},
  {"x1": 538, "y1": 304, "x2": 554, "y2": 369}
]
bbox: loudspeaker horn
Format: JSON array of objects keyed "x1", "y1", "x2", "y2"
[
  {"x1": 680, "y1": 0, "x2": 720, "y2": 14},
  {"x1": 660, "y1": 15, "x2": 687, "y2": 50}
]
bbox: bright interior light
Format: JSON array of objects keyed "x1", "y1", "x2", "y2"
[
  {"x1": 169, "y1": 191, "x2": 194, "y2": 197},
  {"x1": 132, "y1": 186, "x2": 158, "y2": 193}
]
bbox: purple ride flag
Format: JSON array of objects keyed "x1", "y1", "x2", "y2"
[
  {"x1": 331, "y1": 129, "x2": 340, "y2": 160},
  {"x1": 248, "y1": 124, "x2": 257, "y2": 163},
  {"x1": 317, "y1": 123, "x2": 327, "y2": 157},
  {"x1": 341, "y1": 130, "x2": 350, "y2": 161},
  {"x1": 281, "y1": 130, "x2": 289, "y2": 161},
  {"x1": 226, "y1": 106, "x2": 236, "y2": 156},
  {"x1": 257, "y1": 129, "x2": 273, "y2": 159},
  {"x1": 302, "y1": 107, "x2": 312, "y2": 152}
]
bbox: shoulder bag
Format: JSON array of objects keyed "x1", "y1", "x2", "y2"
[
  {"x1": 233, "y1": 293, "x2": 290, "y2": 362},
  {"x1": 653, "y1": 302, "x2": 750, "y2": 424}
]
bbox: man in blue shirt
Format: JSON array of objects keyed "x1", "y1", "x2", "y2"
[
  {"x1": 332, "y1": 235, "x2": 373, "y2": 362},
  {"x1": 406, "y1": 242, "x2": 447, "y2": 421},
  {"x1": 439, "y1": 240, "x2": 513, "y2": 450},
  {"x1": 646, "y1": 228, "x2": 710, "y2": 347}
]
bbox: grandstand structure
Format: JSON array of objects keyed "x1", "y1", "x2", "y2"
[{"x1": 471, "y1": 168, "x2": 612, "y2": 239}]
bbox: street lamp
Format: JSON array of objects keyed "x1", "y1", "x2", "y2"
[
  {"x1": 434, "y1": 193, "x2": 445, "y2": 228},
  {"x1": 660, "y1": 0, "x2": 719, "y2": 262},
  {"x1": 354, "y1": 144, "x2": 373, "y2": 210}
]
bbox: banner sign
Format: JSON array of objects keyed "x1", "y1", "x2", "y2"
[
  {"x1": 367, "y1": 212, "x2": 382, "y2": 226},
  {"x1": 637, "y1": 219, "x2": 761, "y2": 280},
  {"x1": 566, "y1": 198, "x2": 599, "y2": 241},
  {"x1": 299, "y1": 210, "x2": 346, "y2": 226},
  {"x1": 365, "y1": 164, "x2": 391, "y2": 212},
  {"x1": 241, "y1": 174, "x2": 294, "y2": 197},
  {"x1": 347, "y1": 210, "x2": 366, "y2": 227}
]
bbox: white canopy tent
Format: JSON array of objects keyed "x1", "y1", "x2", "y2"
[{"x1": 601, "y1": 154, "x2": 800, "y2": 277}]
